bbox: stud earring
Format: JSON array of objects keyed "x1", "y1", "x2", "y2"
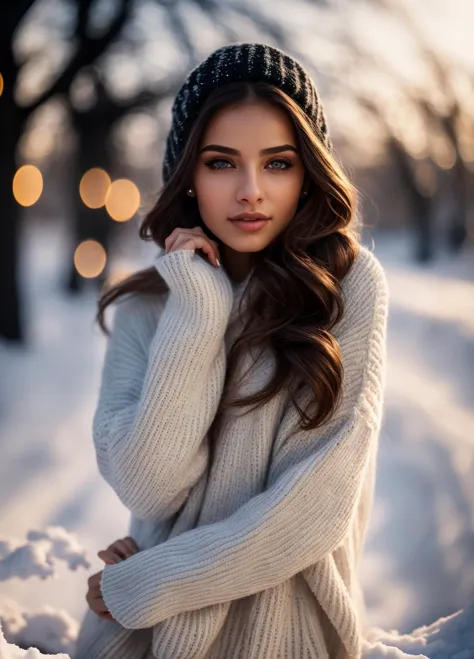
[
  {"x1": 187, "y1": 189, "x2": 194, "y2": 197},
  {"x1": 301, "y1": 190, "x2": 308, "y2": 197}
]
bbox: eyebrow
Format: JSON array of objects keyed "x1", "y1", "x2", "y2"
[{"x1": 199, "y1": 144, "x2": 298, "y2": 156}]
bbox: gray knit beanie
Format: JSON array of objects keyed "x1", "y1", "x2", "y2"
[{"x1": 162, "y1": 43, "x2": 332, "y2": 183}]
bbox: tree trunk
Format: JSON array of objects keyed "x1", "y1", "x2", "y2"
[
  {"x1": 0, "y1": 142, "x2": 24, "y2": 342},
  {"x1": 0, "y1": 41, "x2": 25, "y2": 342},
  {"x1": 388, "y1": 137, "x2": 436, "y2": 262}
]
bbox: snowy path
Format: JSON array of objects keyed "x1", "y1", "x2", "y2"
[{"x1": 0, "y1": 220, "x2": 473, "y2": 633}]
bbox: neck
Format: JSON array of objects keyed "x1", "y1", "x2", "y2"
[{"x1": 221, "y1": 246, "x2": 255, "y2": 284}]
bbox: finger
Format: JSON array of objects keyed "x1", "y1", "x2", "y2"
[
  {"x1": 192, "y1": 238, "x2": 220, "y2": 268},
  {"x1": 173, "y1": 236, "x2": 219, "y2": 267},
  {"x1": 89, "y1": 589, "x2": 110, "y2": 609},
  {"x1": 96, "y1": 598, "x2": 111, "y2": 615},
  {"x1": 165, "y1": 227, "x2": 204, "y2": 254},
  {"x1": 165, "y1": 226, "x2": 202, "y2": 252},
  {"x1": 88, "y1": 570, "x2": 103, "y2": 587},
  {"x1": 89, "y1": 585, "x2": 103, "y2": 600},
  {"x1": 86, "y1": 590, "x2": 104, "y2": 610},
  {"x1": 97, "y1": 550, "x2": 121, "y2": 564},
  {"x1": 91, "y1": 599, "x2": 113, "y2": 619},
  {"x1": 164, "y1": 228, "x2": 220, "y2": 266},
  {"x1": 97, "y1": 550, "x2": 113, "y2": 564},
  {"x1": 122, "y1": 536, "x2": 140, "y2": 554},
  {"x1": 114, "y1": 539, "x2": 136, "y2": 559},
  {"x1": 105, "y1": 542, "x2": 127, "y2": 560}
]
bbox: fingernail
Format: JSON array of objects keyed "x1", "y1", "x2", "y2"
[{"x1": 216, "y1": 258, "x2": 221, "y2": 267}]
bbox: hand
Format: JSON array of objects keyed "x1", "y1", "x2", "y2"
[
  {"x1": 164, "y1": 226, "x2": 221, "y2": 268},
  {"x1": 86, "y1": 569, "x2": 115, "y2": 621},
  {"x1": 87, "y1": 536, "x2": 140, "y2": 622},
  {"x1": 97, "y1": 535, "x2": 140, "y2": 565}
]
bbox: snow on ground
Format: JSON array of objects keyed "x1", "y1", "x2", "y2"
[
  {"x1": 0, "y1": 218, "x2": 473, "y2": 652},
  {"x1": 0, "y1": 527, "x2": 90, "y2": 581},
  {"x1": 0, "y1": 219, "x2": 134, "y2": 624},
  {"x1": 360, "y1": 231, "x2": 474, "y2": 633},
  {"x1": 0, "y1": 620, "x2": 70, "y2": 658},
  {"x1": 363, "y1": 601, "x2": 474, "y2": 658}
]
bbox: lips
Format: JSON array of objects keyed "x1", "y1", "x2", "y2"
[
  {"x1": 229, "y1": 218, "x2": 270, "y2": 232},
  {"x1": 228, "y1": 213, "x2": 270, "y2": 222}
]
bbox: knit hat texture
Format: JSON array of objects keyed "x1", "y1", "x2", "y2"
[{"x1": 162, "y1": 42, "x2": 332, "y2": 183}]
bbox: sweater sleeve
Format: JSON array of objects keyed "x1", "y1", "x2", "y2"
[
  {"x1": 100, "y1": 247, "x2": 389, "y2": 630},
  {"x1": 92, "y1": 248, "x2": 233, "y2": 522}
]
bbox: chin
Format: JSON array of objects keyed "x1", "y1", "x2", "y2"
[{"x1": 224, "y1": 237, "x2": 271, "y2": 253}]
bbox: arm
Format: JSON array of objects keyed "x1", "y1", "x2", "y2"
[
  {"x1": 100, "y1": 247, "x2": 389, "y2": 629},
  {"x1": 93, "y1": 248, "x2": 233, "y2": 522}
]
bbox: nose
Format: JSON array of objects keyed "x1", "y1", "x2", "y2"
[{"x1": 236, "y1": 167, "x2": 263, "y2": 205}]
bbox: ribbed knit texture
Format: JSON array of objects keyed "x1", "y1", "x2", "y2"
[{"x1": 73, "y1": 245, "x2": 389, "y2": 659}]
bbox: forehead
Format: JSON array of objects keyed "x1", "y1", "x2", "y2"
[{"x1": 201, "y1": 101, "x2": 296, "y2": 147}]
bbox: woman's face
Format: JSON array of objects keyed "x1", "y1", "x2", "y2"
[{"x1": 193, "y1": 100, "x2": 305, "y2": 254}]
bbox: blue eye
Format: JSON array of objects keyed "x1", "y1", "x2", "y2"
[
  {"x1": 203, "y1": 158, "x2": 294, "y2": 171},
  {"x1": 205, "y1": 159, "x2": 233, "y2": 170},
  {"x1": 267, "y1": 158, "x2": 293, "y2": 170}
]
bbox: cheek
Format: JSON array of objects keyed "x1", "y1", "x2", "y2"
[
  {"x1": 270, "y1": 175, "x2": 302, "y2": 213},
  {"x1": 195, "y1": 170, "x2": 230, "y2": 202},
  {"x1": 195, "y1": 175, "x2": 230, "y2": 226}
]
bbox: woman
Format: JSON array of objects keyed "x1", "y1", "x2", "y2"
[{"x1": 73, "y1": 43, "x2": 389, "y2": 659}]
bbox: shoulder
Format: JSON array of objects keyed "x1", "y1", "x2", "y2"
[
  {"x1": 113, "y1": 291, "x2": 166, "y2": 323},
  {"x1": 331, "y1": 245, "x2": 389, "y2": 420},
  {"x1": 108, "y1": 292, "x2": 167, "y2": 354},
  {"x1": 334, "y1": 244, "x2": 389, "y2": 342},
  {"x1": 331, "y1": 245, "x2": 389, "y2": 406},
  {"x1": 341, "y1": 244, "x2": 388, "y2": 302}
]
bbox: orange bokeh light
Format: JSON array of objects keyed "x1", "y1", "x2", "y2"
[
  {"x1": 79, "y1": 168, "x2": 111, "y2": 209},
  {"x1": 105, "y1": 178, "x2": 140, "y2": 222},
  {"x1": 0, "y1": 73, "x2": 4, "y2": 97},
  {"x1": 13, "y1": 165, "x2": 43, "y2": 207},
  {"x1": 105, "y1": 267, "x2": 133, "y2": 289},
  {"x1": 74, "y1": 240, "x2": 107, "y2": 278}
]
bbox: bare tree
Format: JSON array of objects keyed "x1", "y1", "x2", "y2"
[
  {"x1": 300, "y1": 0, "x2": 473, "y2": 260},
  {"x1": 1, "y1": 0, "x2": 295, "y2": 341},
  {"x1": 0, "y1": 0, "x2": 134, "y2": 341},
  {"x1": 369, "y1": 0, "x2": 473, "y2": 252},
  {"x1": 356, "y1": 0, "x2": 472, "y2": 259}
]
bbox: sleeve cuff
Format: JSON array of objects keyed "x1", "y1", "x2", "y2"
[{"x1": 154, "y1": 248, "x2": 233, "y2": 318}]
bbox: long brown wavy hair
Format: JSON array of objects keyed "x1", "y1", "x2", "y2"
[{"x1": 96, "y1": 80, "x2": 361, "y2": 444}]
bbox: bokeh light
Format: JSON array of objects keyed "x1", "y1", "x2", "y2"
[
  {"x1": 105, "y1": 178, "x2": 140, "y2": 222},
  {"x1": 13, "y1": 165, "x2": 43, "y2": 207},
  {"x1": 74, "y1": 240, "x2": 107, "y2": 278},
  {"x1": 0, "y1": 73, "x2": 4, "y2": 97},
  {"x1": 105, "y1": 267, "x2": 134, "y2": 289},
  {"x1": 79, "y1": 168, "x2": 111, "y2": 209},
  {"x1": 432, "y1": 135, "x2": 457, "y2": 170}
]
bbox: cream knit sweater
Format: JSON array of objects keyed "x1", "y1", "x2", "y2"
[{"x1": 73, "y1": 244, "x2": 389, "y2": 659}]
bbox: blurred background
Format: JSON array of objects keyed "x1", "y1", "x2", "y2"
[{"x1": 1, "y1": 0, "x2": 473, "y2": 651}]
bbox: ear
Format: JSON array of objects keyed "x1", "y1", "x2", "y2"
[{"x1": 300, "y1": 176, "x2": 310, "y2": 198}]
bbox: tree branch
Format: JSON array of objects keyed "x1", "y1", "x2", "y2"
[
  {"x1": 21, "y1": 0, "x2": 133, "y2": 118},
  {"x1": 0, "y1": 1, "x2": 37, "y2": 37}
]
